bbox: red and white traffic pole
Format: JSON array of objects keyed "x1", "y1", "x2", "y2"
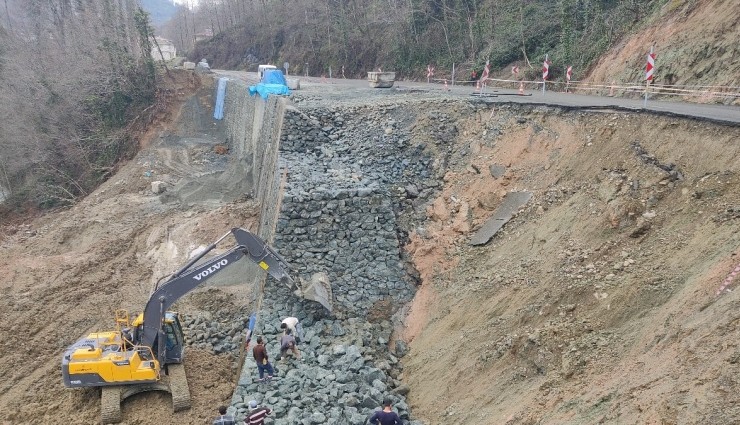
[
  {"x1": 542, "y1": 54, "x2": 550, "y2": 94},
  {"x1": 645, "y1": 46, "x2": 655, "y2": 108}
]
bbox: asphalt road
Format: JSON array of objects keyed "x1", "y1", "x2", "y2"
[{"x1": 214, "y1": 70, "x2": 740, "y2": 126}]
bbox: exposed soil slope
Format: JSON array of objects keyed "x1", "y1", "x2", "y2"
[
  {"x1": 401, "y1": 105, "x2": 740, "y2": 424},
  {"x1": 585, "y1": 0, "x2": 739, "y2": 104}
]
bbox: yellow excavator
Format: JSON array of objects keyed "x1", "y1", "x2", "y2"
[{"x1": 61, "y1": 228, "x2": 332, "y2": 423}]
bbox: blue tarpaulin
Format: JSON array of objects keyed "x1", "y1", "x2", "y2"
[
  {"x1": 213, "y1": 77, "x2": 228, "y2": 120},
  {"x1": 261, "y1": 69, "x2": 287, "y2": 85},
  {"x1": 249, "y1": 83, "x2": 290, "y2": 99},
  {"x1": 249, "y1": 69, "x2": 290, "y2": 99}
]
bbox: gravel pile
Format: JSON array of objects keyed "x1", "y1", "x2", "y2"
[
  {"x1": 181, "y1": 302, "x2": 419, "y2": 424},
  {"x1": 230, "y1": 312, "x2": 419, "y2": 424}
]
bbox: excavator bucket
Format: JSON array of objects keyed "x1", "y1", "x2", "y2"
[
  {"x1": 296, "y1": 272, "x2": 333, "y2": 314},
  {"x1": 232, "y1": 228, "x2": 333, "y2": 313}
]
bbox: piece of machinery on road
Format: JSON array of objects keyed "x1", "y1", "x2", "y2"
[
  {"x1": 367, "y1": 71, "x2": 396, "y2": 88},
  {"x1": 61, "y1": 228, "x2": 332, "y2": 423},
  {"x1": 258, "y1": 64, "x2": 277, "y2": 80}
]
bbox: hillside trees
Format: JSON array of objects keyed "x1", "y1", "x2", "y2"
[
  {"x1": 0, "y1": 0, "x2": 156, "y2": 211},
  {"x1": 160, "y1": 0, "x2": 660, "y2": 79}
]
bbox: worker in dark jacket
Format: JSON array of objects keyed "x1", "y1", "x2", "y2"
[
  {"x1": 245, "y1": 400, "x2": 272, "y2": 425},
  {"x1": 367, "y1": 398, "x2": 401, "y2": 425},
  {"x1": 278, "y1": 328, "x2": 301, "y2": 361},
  {"x1": 213, "y1": 405, "x2": 236, "y2": 425},
  {"x1": 252, "y1": 337, "x2": 274, "y2": 381}
]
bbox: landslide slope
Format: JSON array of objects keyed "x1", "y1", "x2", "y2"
[{"x1": 401, "y1": 106, "x2": 740, "y2": 424}]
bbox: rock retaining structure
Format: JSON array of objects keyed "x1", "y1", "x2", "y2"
[{"x1": 214, "y1": 78, "x2": 447, "y2": 423}]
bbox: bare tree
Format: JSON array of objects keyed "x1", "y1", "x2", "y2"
[{"x1": 0, "y1": 0, "x2": 154, "y2": 210}]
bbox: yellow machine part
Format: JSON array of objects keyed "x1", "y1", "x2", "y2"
[
  {"x1": 130, "y1": 312, "x2": 175, "y2": 327},
  {"x1": 67, "y1": 331, "x2": 160, "y2": 384}
]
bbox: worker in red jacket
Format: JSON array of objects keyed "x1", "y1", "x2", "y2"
[{"x1": 245, "y1": 400, "x2": 272, "y2": 425}]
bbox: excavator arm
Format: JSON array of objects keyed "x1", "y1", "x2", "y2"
[{"x1": 140, "y1": 228, "x2": 294, "y2": 364}]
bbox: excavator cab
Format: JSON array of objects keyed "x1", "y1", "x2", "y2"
[
  {"x1": 163, "y1": 314, "x2": 186, "y2": 363},
  {"x1": 131, "y1": 312, "x2": 185, "y2": 365}
]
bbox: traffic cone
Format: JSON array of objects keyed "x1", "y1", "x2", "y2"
[
  {"x1": 609, "y1": 81, "x2": 615, "y2": 97},
  {"x1": 444, "y1": 79, "x2": 449, "y2": 91},
  {"x1": 476, "y1": 80, "x2": 480, "y2": 90},
  {"x1": 518, "y1": 81, "x2": 524, "y2": 95}
]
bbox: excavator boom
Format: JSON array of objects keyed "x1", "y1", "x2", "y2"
[{"x1": 141, "y1": 228, "x2": 295, "y2": 364}]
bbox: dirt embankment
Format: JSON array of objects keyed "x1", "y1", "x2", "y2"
[
  {"x1": 401, "y1": 105, "x2": 740, "y2": 424},
  {"x1": 0, "y1": 72, "x2": 258, "y2": 425},
  {"x1": 585, "y1": 0, "x2": 739, "y2": 104}
]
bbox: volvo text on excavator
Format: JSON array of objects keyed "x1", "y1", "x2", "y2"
[{"x1": 61, "y1": 228, "x2": 332, "y2": 423}]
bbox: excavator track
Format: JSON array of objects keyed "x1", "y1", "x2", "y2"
[
  {"x1": 167, "y1": 363, "x2": 191, "y2": 412},
  {"x1": 100, "y1": 386, "x2": 123, "y2": 424}
]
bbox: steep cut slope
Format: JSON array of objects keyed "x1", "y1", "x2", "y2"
[
  {"x1": 585, "y1": 0, "x2": 739, "y2": 103},
  {"x1": 401, "y1": 106, "x2": 740, "y2": 424}
]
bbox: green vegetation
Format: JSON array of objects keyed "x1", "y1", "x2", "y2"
[{"x1": 165, "y1": 0, "x2": 660, "y2": 80}]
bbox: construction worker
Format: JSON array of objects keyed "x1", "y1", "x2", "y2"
[
  {"x1": 213, "y1": 405, "x2": 236, "y2": 425},
  {"x1": 245, "y1": 400, "x2": 272, "y2": 425},
  {"x1": 280, "y1": 316, "x2": 304, "y2": 343},
  {"x1": 278, "y1": 328, "x2": 301, "y2": 361},
  {"x1": 251, "y1": 337, "x2": 274, "y2": 381},
  {"x1": 366, "y1": 398, "x2": 401, "y2": 425},
  {"x1": 121, "y1": 328, "x2": 134, "y2": 350}
]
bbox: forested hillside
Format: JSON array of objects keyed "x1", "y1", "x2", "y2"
[
  {"x1": 160, "y1": 0, "x2": 661, "y2": 79},
  {"x1": 0, "y1": 1, "x2": 157, "y2": 213}
]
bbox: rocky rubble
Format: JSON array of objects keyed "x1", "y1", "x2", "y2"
[
  {"x1": 180, "y1": 298, "x2": 419, "y2": 423},
  {"x1": 217, "y1": 100, "x2": 459, "y2": 423},
  {"x1": 275, "y1": 105, "x2": 444, "y2": 314},
  {"x1": 230, "y1": 312, "x2": 419, "y2": 424}
]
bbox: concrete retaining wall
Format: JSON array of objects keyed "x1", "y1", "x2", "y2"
[{"x1": 219, "y1": 79, "x2": 287, "y2": 290}]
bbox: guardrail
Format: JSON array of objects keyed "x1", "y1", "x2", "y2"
[{"x1": 429, "y1": 76, "x2": 740, "y2": 102}]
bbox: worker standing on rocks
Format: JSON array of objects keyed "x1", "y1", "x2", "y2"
[
  {"x1": 280, "y1": 316, "x2": 304, "y2": 343},
  {"x1": 366, "y1": 398, "x2": 401, "y2": 425},
  {"x1": 278, "y1": 328, "x2": 301, "y2": 361},
  {"x1": 245, "y1": 400, "x2": 272, "y2": 425},
  {"x1": 213, "y1": 405, "x2": 236, "y2": 425},
  {"x1": 251, "y1": 337, "x2": 274, "y2": 381}
]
